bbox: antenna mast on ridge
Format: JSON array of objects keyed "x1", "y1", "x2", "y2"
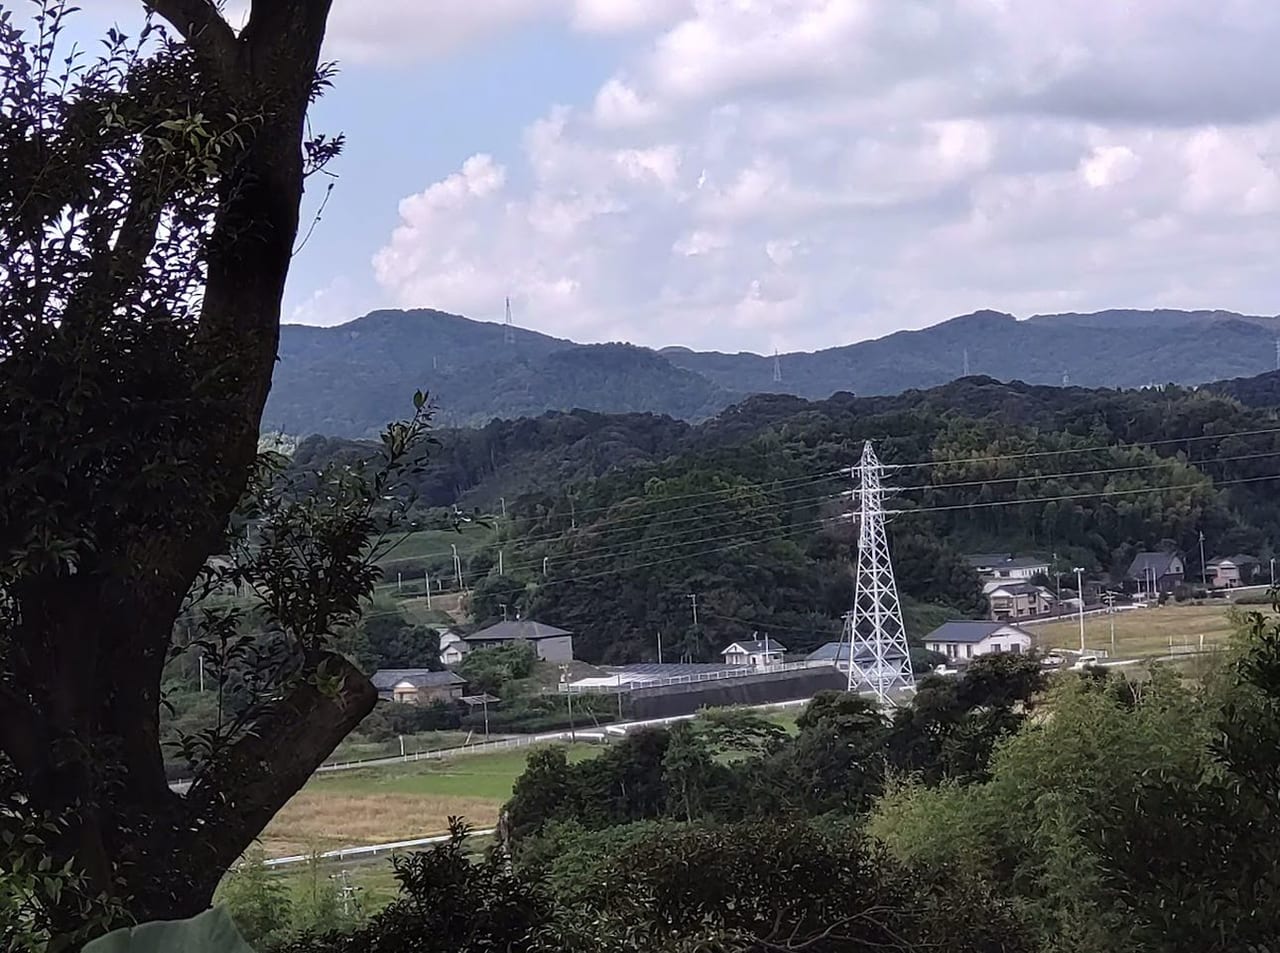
[
  {"x1": 773, "y1": 348, "x2": 782, "y2": 384},
  {"x1": 844, "y1": 441, "x2": 915, "y2": 704},
  {"x1": 504, "y1": 297, "x2": 515, "y2": 346}
]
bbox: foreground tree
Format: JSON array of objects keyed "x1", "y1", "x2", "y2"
[{"x1": 0, "y1": 0, "x2": 404, "y2": 931}]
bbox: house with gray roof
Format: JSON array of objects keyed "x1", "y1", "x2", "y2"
[
  {"x1": 721, "y1": 637, "x2": 787, "y2": 666},
  {"x1": 964, "y1": 553, "x2": 1051, "y2": 582},
  {"x1": 371, "y1": 669, "x2": 468, "y2": 705},
  {"x1": 1124, "y1": 552, "x2": 1184, "y2": 595},
  {"x1": 465, "y1": 619, "x2": 574, "y2": 662},
  {"x1": 923, "y1": 621, "x2": 1032, "y2": 661}
]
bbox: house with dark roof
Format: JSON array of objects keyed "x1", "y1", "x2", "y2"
[
  {"x1": 371, "y1": 669, "x2": 468, "y2": 705},
  {"x1": 1124, "y1": 552, "x2": 1185, "y2": 595},
  {"x1": 721, "y1": 637, "x2": 787, "y2": 666},
  {"x1": 438, "y1": 629, "x2": 470, "y2": 666},
  {"x1": 923, "y1": 621, "x2": 1032, "y2": 660},
  {"x1": 465, "y1": 619, "x2": 574, "y2": 662}
]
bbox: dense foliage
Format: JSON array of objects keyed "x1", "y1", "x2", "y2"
[
  {"x1": 502, "y1": 654, "x2": 1044, "y2": 846},
  {"x1": 292, "y1": 375, "x2": 1280, "y2": 663}
]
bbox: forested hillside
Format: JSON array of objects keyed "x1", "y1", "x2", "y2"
[
  {"x1": 296, "y1": 375, "x2": 1280, "y2": 664},
  {"x1": 264, "y1": 307, "x2": 1280, "y2": 436}
]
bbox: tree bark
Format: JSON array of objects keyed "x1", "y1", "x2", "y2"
[{"x1": 2, "y1": 0, "x2": 375, "y2": 927}]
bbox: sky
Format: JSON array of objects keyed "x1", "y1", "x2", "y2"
[{"x1": 78, "y1": 1, "x2": 1280, "y2": 351}]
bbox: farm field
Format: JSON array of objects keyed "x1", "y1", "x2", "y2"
[
  {"x1": 1032, "y1": 603, "x2": 1243, "y2": 658},
  {"x1": 259, "y1": 744, "x2": 596, "y2": 858}
]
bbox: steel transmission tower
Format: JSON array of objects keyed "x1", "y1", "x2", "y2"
[
  {"x1": 504, "y1": 297, "x2": 516, "y2": 346},
  {"x1": 772, "y1": 349, "x2": 783, "y2": 384},
  {"x1": 844, "y1": 441, "x2": 915, "y2": 703}
]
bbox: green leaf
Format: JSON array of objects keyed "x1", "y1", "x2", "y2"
[{"x1": 83, "y1": 908, "x2": 256, "y2": 953}]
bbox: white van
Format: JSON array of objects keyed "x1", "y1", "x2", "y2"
[{"x1": 1072, "y1": 654, "x2": 1100, "y2": 670}]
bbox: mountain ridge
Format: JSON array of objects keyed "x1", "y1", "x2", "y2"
[{"x1": 264, "y1": 307, "x2": 1280, "y2": 437}]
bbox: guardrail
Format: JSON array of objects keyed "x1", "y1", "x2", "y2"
[
  {"x1": 263, "y1": 828, "x2": 498, "y2": 869},
  {"x1": 560, "y1": 660, "x2": 836, "y2": 694}
]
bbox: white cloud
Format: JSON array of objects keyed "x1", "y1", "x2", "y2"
[{"x1": 368, "y1": 0, "x2": 1280, "y2": 351}]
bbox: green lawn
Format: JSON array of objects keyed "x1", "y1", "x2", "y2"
[
  {"x1": 374, "y1": 524, "x2": 496, "y2": 568},
  {"x1": 315, "y1": 747, "x2": 560, "y2": 800},
  {"x1": 1033, "y1": 603, "x2": 1247, "y2": 657}
]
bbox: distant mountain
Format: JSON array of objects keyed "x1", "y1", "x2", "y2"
[{"x1": 262, "y1": 307, "x2": 1280, "y2": 437}]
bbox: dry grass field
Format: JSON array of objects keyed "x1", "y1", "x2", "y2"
[
  {"x1": 1032, "y1": 603, "x2": 1244, "y2": 658},
  {"x1": 258, "y1": 745, "x2": 594, "y2": 857}
]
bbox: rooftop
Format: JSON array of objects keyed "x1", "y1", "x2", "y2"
[
  {"x1": 925, "y1": 620, "x2": 1032, "y2": 644},
  {"x1": 1125, "y1": 551, "x2": 1182, "y2": 578},
  {"x1": 371, "y1": 669, "x2": 467, "y2": 691},
  {"x1": 722, "y1": 638, "x2": 789, "y2": 654},
  {"x1": 466, "y1": 620, "x2": 571, "y2": 642},
  {"x1": 807, "y1": 641, "x2": 907, "y2": 663},
  {"x1": 964, "y1": 553, "x2": 1050, "y2": 571}
]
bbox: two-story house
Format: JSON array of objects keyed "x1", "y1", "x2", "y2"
[
  {"x1": 463, "y1": 620, "x2": 574, "y2": 662},
  {"x1": 986, "y1": 582, "x2": 1057, "y2": 621}
]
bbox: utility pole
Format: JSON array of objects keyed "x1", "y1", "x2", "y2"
[
  {"x1": 844, "y1": 441, "x2": 915, "y2": 702},
  {"x1": 198, "y1": 654, "x2": 205, "y2": 693},
  {"x1": 1074, "y1": 567, "x2": 1086, "y2": 653},
  {"x1": 1199, "y1": 531, "x2": 1208, "y2": 587},
  {"x1": 687, "y1": 593, "x2": 699, "y2": 627},
  {"x1": 656, "y1": 632, "x2": 663, "y2": 664},
  {"x1": 499, "y1": 496, "x2": 507, "y2": 517},
  {"x1": 542, "y1": 556, "x2": 549, "y2": 576},
  {"x1": 498, "y1": 549, "x2": 504, "y2": 576},
  {"x1": 397, "y1": 572, "x2": 402, "y2": 592},
  {"x1": 560, "y1": 665, "x2": 576, "y2": 741},
  {"x1": 451, "y1": 543, "x2": 463, "y2": 591},
  {"x1": 424, "y1": 572, "x2": 432, "y2": 609}
]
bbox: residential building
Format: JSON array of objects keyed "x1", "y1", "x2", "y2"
[
  {"x1": 464, "y1": 619, "x2": 574, "y2": 662},
  {"x1": 923, "y1": 621, "x2": 1033, "y2": 660},
  {"x1": 1206, "y1": 554, "x2": 1259, "y2": 588},
  {"x1": 721, "y1": 637, "x2": 787, "y2": 666},
  {"x1": 963, "y1": 553, "x2": 1051, "y2": 582},
  {"x1": 371, "y1": 669, "x2": 468, "y2": 705},
  {"x1": 438, "y1": 629, "x2": 470, "y2": 666},
  {"x1": 1124, "y1": 552, "x2": 1185, "y2": 595},
  {"x1": 986, "y1": 582, "x2": 1057, "y2": 621},
  {"x1": 806, "y1": 642, "x2": 910, "y2": 680}
]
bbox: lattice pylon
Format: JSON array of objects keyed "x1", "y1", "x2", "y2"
[{"x1": 844, "y1": 440, "x2": 916, "y2": 703}]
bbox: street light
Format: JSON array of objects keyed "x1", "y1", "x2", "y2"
[{"x1": 1074, "y1": 567, "x2": 1086, "y2": 653}]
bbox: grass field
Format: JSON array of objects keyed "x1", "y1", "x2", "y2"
[
  {"x1": 259, "y1": 745, "x2": 595, "y2": 858},
  {"x1": 375, "y1": 524, "x2": 496, "y2": 568},
  {"x1": 1033, "y1": 603, "x2": 1244, "y2": 657}
]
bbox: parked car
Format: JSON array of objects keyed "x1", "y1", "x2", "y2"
[
  {"x1": 1072, "y1": 654, "x2": 1101, "y2": 670},
  {"x1": 1041, "y1": 653, "x2": 1066, "y2": 667}
]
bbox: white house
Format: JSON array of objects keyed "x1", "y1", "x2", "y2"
[
  {"x1": 964, "y1": 553, "x2": 1050, "y2": 582},
  {"x1": 438, "y1": 629, "x2": 470, "y2": 667},
  {"x1": 924, "y1": 621, "x2": 1033, "y2": 660},
  {"x1": 721, "y1": 637, "x2": 787, "y2": 666}
]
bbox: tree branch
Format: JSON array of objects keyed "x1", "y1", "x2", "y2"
[
  {"x1": 180, "y1": 650, "x2": 376, "y2": 879},
  {"x1": 142, "y1": 0, "x2": 241, "y2": 81}
]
